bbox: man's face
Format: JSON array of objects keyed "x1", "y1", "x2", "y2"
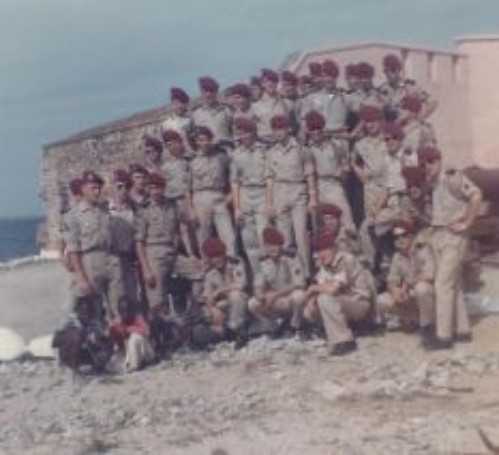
[
  {"x1": 148, "y1": 184, "x2": 165, "y2": 200},
  {"x1": 172, "y1": 99, "x2": 187, "y2": 116},
  {"x1": 233, "y1": 94, "x2": 249, "y2": 111},
  {"x1": 166, "y1": 139, "x2": 184, "y2": 158},
  {"x1": 346, "y1": 75, "x2": 360, "y2": 91},
  {"x1": 394, "y1": 233, "x2": 413, "y2": 253},
  {"x1": 360, "y1": 76, "x2": 373, "y2": 90},
  {"x1": 317, "y1": 247, "x2": 335, "y2": 267},
  {"x1": 262, "y1": 78, "x2": 277, "y2": 96},
  {"x1": 113, "y1": 182, "x2": 129, "y2": 202},
  {"x1": 145, "y1": 147, "x2": 162, "y2": 165},
  {"x1": 131, "y1": 173, "x2": 147, "y2": 192},
  {"x1": 281, "y1": 81, "x2": 297, "y2": 98},
  {"x1": 195, "y1": 134, "x2": 212, "y2": 153},
  {"x1": 309, "y1": 128, "x2": 324, "y2": 144},
  {"x1": 250, "y1": 84, "x2": 262, "y2": 102},
  {"x1": 384, "y1": 68, "x2": 401, "y2": 84},
  {"x1": 211, "y1": 255, "x2": 226, "y2": 271},
  {"x1": 272, "y1": 127, "x2": 288, "y2": 143},
  {"x1": 322, "y1": 214, "x2": 340, "y2": 233},
  {"x1": 422, "y1": 157, "x2": 442, "y2": 181},
  {"x1": 238, "y1": 129, "x2": 255, "y2": 147},
  {"x1": 365, "y1": 120, "x2": 380, "y2": 136},
  {"x1": 203, "y1": 89, "x2": 218, "y2": 105},
  {"x1": 264, "y1": 244, "x2": 282, "y2": 259},
  {"x1": 81, "y1": 182, "x2": 102, "y2": 204},
  {"x1": 384, "y1": 135, "x2": 403, "y2": 155},
  {"x1": 322, "y1": 75, "x2": 337, "y2": 91}
]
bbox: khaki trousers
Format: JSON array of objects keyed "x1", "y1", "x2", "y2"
[{"x1": 145, "y1": 245, "x2": 176, "y2": 311}]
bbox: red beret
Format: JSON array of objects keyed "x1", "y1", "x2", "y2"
[
  {"x1": 143, "y1": 135, "x2": 163, "y2": 153},
  {"x1": 345, "y1": 64, "x2": 358, "y2": 77},
  {"x1": 129, "y1": 163, "x2": 149, "y2": 176},
  {"x1": 230, "y1": 83, "x2": 251, "y2": 99},
  {"x1": 308, "y1": 62, "x2": 322, "y2": 77},
  {"x1": 202, "y1": 237, "x2": 227, "y2": 258},
  {"x1": 322, "y1": 60, "x2": 339, "y2": 78},
  {"x1": 69, "y1": 178, "x2": 83, "y2": 196},
  {"x1": 319, "y1": 203, "x2": 343, "y2": 218},
  {"x1": 170, "y1": 87, "x2": 189, "y2": 104},
  {"x1": 383, "y1": 54, "x2": 402, "y2": 71},
  {"x1": 382, "y1": 122, "x2": 405, "y2": 141},
  {"x1": 417, "y1": 146, "x2": 442, "y2": 163},
  {"x1": 393, "y1": 219, "x2": 413, "y2": 236},
  {"x1": 161, "y1": 129, "x2": 183, "y2": 144},
  {"x1": 81, "y1": 171, "x2": 104, "y2": 186},
  {"x1": 402, "y1": 166, "x2": 426, "y2": 188},
  {"x1": 356, "y1": 62, "x2": 375, "y2": 78},
  {"x1": 234, "y1": 117, "x2": 256, "y2": 133},
  {"x1": 263, "y1": 227, "x2": 284, "y2": 246},
  {"x1": 305, "y1": 110, "x2": 326, "y2": 131},
  {"x1": 270, "y1": 114, "x2": 290, "y2": 130},
  {"x1": 359, "y1": 105, "x2": 382, "y2": 122},
  {"x1": 147, "y1": 172, "x2": 166, "y2": 188},
  {"x1": 250, "y1": 76, "x2": 261, "y2": 86},
  {"x1": 400, "y1": 95, "x2": 423, "y2": 113},
  {"x1": 198, "y1": 76, "x2": 219, "y2": 93},
  {"x1": 281, "y1": 70, "x2": 298, "y2": 86},
  {"x1": 261, "y1": 68, "x2": 279, "y2": 83},
  {"x1": 299, "y1": 75, "x2": 313, "y2": 85},
  {"x1": 112, "y1": 169, "x2": 132, "y2": 188},
  {"x1": 193, "y1": 125, "x2": 214, "y2": 140},
  {"x1": 310, "y1": 231, "x2": 336, "y2": 252}
]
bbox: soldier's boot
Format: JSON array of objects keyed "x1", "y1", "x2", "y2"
[{"x1": 329, "y1": 340, "x2": 358, "y2": 356}]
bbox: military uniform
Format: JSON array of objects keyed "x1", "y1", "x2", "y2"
[
  {"x1": 192, "y1": 103, "x2": 231, "y2": 144},
  {"x1": 379, "y1": 78, "x2": 433, "y2": 119},
  {"x1": 266, "y1": 137, "x2": 315, "y2": 275},
  {"x1": 189, "y1": 149, "x2": 237, "y2": 257},
  {"x1": 301, "y1": 89, "x2": 348, "y2": 134},
  {"x1": 230, "y1": 141, "x2": 268, "y2": 275},
  {"x1": 430, "y1": 169, "x2": 481, "y2": 340},
  {"x1": 135, "y1": 197, "x2": 180, "y2": 311},
  {"x1": 403, "y1": 120, "x2": 437, "y2": 164},
  {"x1": 251, "y1": 93, "x2": 288, "y2": 142}
]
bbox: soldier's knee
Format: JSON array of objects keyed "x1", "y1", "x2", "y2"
[
  {"x1": 248, "y1": 297, "x2": 263, "y2": 314},
  {"x1": 376, "y1": 292, "x2": 395, "y2": 311}
]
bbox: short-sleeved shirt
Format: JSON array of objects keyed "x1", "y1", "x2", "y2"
[
  {"x1": 135, "y1": 198, "x2": 179, "y2": 247},
  {"x1": 108, "y1": 201, "x2": 137, "y2": 255},
  {"x1": 345, "y1": 88, "x2": 384, "y2": 112},
  {"x1": 308, "y1": 139, "x2": 348, "y2": 180},
  {"x1": 354, "y1": 136, "x2": 388, "y2": 185},
  {"x1": 251, "y1": 94, "x2": 289, "y2": 139},
  {"x1": 431, "y1": 169, "x2": 481, "y2": 227},
  {"x1": 384, "y1": 151, "x2": 407, "y2": 195},
  {"x1": 230, "y1": 142, "x2": 267, "y2": 187},
  {"x1": 192, "y1": 103, "x2": 231, "y2": 143},
  {"x1": 65, "y1": 202, "x2": 112, "y2": 254},
  {"x1": 265, "y1": 137, "x2": 314, "y2": 183},
  {"x1": 254, "y1": 255, "x2": 306, "y2": 293},
  {"x1": 161, "y1": 157, "x2": 190, "y2": 199},
  {"x1": 203, "y1": 259, "x2": 248, "y2": 300},
  {"x1": 387, "y1": 244, "x2": 435, "y2": 288},
  {"x1": 301, "y1": 90, "x2": 348, "y2": 132},
  {"x1": 189, "y1": 149, "x2": 230, "y2": 192}
]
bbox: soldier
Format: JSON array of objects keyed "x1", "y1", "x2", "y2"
[
  {"x1": 280, "y1": 70, "x2": 301, "y2": 134},
  {"x1": 248, "y1": 227, "x2": 308, "y2": 335},
  {"x1": 192, "y1": 76, "x2": 232, "y2": 146},
  {"x1": 378, "y1": 53, "x2": 437, "y2": 121},
  {"x1": 419, "y1": 146, "x2": 482, "y2": 349},
  {"x1": 201, "y1": 237, "x2": 249, "y2": 347},
  {"x1": 266, "y1": 114, "x2": 317, "y2": 276},
  {"x1": 228, "y1": 83, "x2": 256, "y2": 141},
  {"x1": 230, "y1": 117, "x2": 268, "y2": 276},
  {"x1": 376, "y1": 219, "x2": 435, "y2": 341},
  {"x1": 161, "y1": 87, "x2": 194, "y2": 157},
  {"x1": 128, "y1": 163, "x2": 150, "y2": 211},
  {"x1": 251, "y1": 69, "x2": 289, "y2": 143},
  {"x1": 135, "y1": 172, "x2": 180, "y2": 314},
  {"x1": 401, "y1": 166, "x2": 432, "y2": 232},
  {"x1": 65, "y1": 171, "x2": 117, "y2": 319},
  {"x1": 308, "y1": 61, "x2": 324, "y2": 92},
  {"x1": 305, "y1": 231, "x2": 375, "y2": 356},
  {"x1": 189, "y1": 126, "x2": 237, "y2": 257},
  {"x1": 298, "y1": 75, "x2": 314, "y2": 98},
  {"x1": 345, "y1": 62, "x2": 384, "y2": 115},
  {"x1": 249, "y1": 75, "x2": 263, "y2": 103},
  {"x1": 304, "y1": 110, "x2": 353, "y2": 227},
  {"x1": 143, "y1": 135, "x2": 164, "y2": 174},
  {"x1": 107, "y1": 169, "x2": 140, "y2": 316}
]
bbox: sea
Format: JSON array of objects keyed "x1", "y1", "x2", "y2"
[{"x1": 0, "y1": 217, "x2": 42, "y2": 263}]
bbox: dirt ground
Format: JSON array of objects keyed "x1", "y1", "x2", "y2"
[{"x1": 1, "y1": 262, "x2": 499, "y2": 454}]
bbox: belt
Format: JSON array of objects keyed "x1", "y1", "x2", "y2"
[
  {"x1": 193, "y1": 187, "x2": 225, "y2": 193},
  {"x1": 317, "y1": 175, "x2": 342, "y2": 181},
  {"x1": 275, "y1": 180, "x2": 306, "y2": 184},
  {"x1": 240, "y1": 184, "x2": 265, "y2": 189},
  {"x1": 145, "y1": 241, "x2": 174, "y2": 247}
]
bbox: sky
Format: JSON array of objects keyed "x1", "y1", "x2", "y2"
[{"x1": 1, "y1": 0, "x2": 499, "y2": 217}]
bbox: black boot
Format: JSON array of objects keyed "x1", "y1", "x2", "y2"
[{"x1": 329, "y1": 340, "x2": 358, "y2": 356}]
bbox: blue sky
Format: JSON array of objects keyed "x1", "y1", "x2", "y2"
[{"x1": 1, "y1": 0, "x2": 498, "y2": 217}]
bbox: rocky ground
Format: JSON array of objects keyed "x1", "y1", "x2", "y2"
[{"x1": 2, "y1": 316, "x2": 499, "y2": 455}]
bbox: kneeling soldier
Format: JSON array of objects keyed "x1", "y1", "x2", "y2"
[{"x1": 376, "y1": 220, "x2": 435, "y2": 341}]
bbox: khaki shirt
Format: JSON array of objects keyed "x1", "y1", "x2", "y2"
[
  {"x1": 378, "y1": 79, "x2": 430, "y2": 109},
  {"x1": 384, "y1": 151, "x2": 407, "y2": 195},
  {"x1": 354, "y1": 136, "x2": 388, "y2": 185},
  {"x1": 431, "y1": 169, "x2": 481, "y2": 227},
  {"x1": 265, "y1": 137, "x2": 314, "y2": 183},
  {"x1": 161, "y1": 157, "x2": 190, "y2": 199},
  {"x1": 189, "y1": 150, "x2": 230, "y2": 192},
  {"x1": 345, "y1": 88, "x2": 384, "y2": 112},
  {"x1": 315, "y1": 251, "x2": 375, "y2": 300},
  {"x1": 108, "y1": 201, "x2": 137, "y2": 255},
  {"x1": 230, "y1": 142, "x2": 267, "y2": 187},
  {"x1": 387, "y1": 244, "x2": 435, "y2": 288},
  {"x1": 203, "y1": 259, "x2": 247, "y2": 300},
  {"x1": 135, "y1": 198, "x2": 179, "y2": 246},
  {"x1": 301, "y1": 89, "x2": 348, "y2": 132},
  {"x1": 308, "y1": 139, "x2": 348, "y2": 180},
  {"x1": 65, "y1": 201, "x2": 112, "y2": 253},
  {"x1": 254, "y1": 255, "x2": 306, "y2": 292},
  {"x1": 192, "y1": 103, "x2": 231, "y2": 143},
  {"x1": 251, "y1": 94, "x2": 288, "y2": 139}
]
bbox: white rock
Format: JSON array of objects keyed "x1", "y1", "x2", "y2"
[
  {"x1": 28, "y1": 334, "x2": 56, "y2": 359},
  {"x1": 0, "y1": 327, "x2": 27, "y2": 361}
]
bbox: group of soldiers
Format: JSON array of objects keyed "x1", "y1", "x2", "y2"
[{"x1": 53, "y1": 53, "x2": 483, "y2": 374}]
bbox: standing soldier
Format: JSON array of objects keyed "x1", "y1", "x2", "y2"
[
  {"x1": 251, "y1": 69, "x2": 289, "y2": 144},
  {"x1": 192, "y1": 76, "x2": 232, "y2": 146},
  {"x1": 280, "y1": 70, "x2": 301, "y2": 134},
  {"x1": 161, "y1": 87, "x2": 194, "y2": 157},
  {"x1": 128, "y1": 163, "x2": 150, "y2": 211},
  {"x1": 142, "y1": 135, "x2": 164, "y2": 174},
  {"x1": 305, "y1": 231, "x2": 375, "y2": 356},
  {"x1": 376, "y1": 219, "x2": 435, "y2": 340},
  {"x1": 266, "y1": 114, "x2": 317, "y2": 276},
  {"x1": 248, "y1": 227, "x2": 308, "y2": 335},
  {"x1": 230, "y1": 117, "x2": 268, "y2": 276},
  {"x1": 135, "y1": 173, "x2": 180, "y2": 314},
  {"x1": 201, "y1": 237, "x2": 249, "y2": 347},
  {"x1": 189, "y1": 126, "x2": 237, "y2": 258},
  {"x1": 419, "y1": 146, "x2": 482, "y2": 349},
  {"x1": 304, "y1": 110, "x2": 353, "y2": 227},
  {"x1": 345, "y1": 62, "x2": 384, "y2": 115}
]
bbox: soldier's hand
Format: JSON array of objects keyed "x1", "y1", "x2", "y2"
[
  {"x1": 234, "y1": 209, "x2": 244, "y2": 226},
  {"x1": 266, "y1": 205, "x2": 276, "y2": 221},
  {"x1": 447, "y1": 220, "x2": 469, "y2": 234},
  {"x1": 145, "y1": 271, "x2": 157, "y2": 289}
]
